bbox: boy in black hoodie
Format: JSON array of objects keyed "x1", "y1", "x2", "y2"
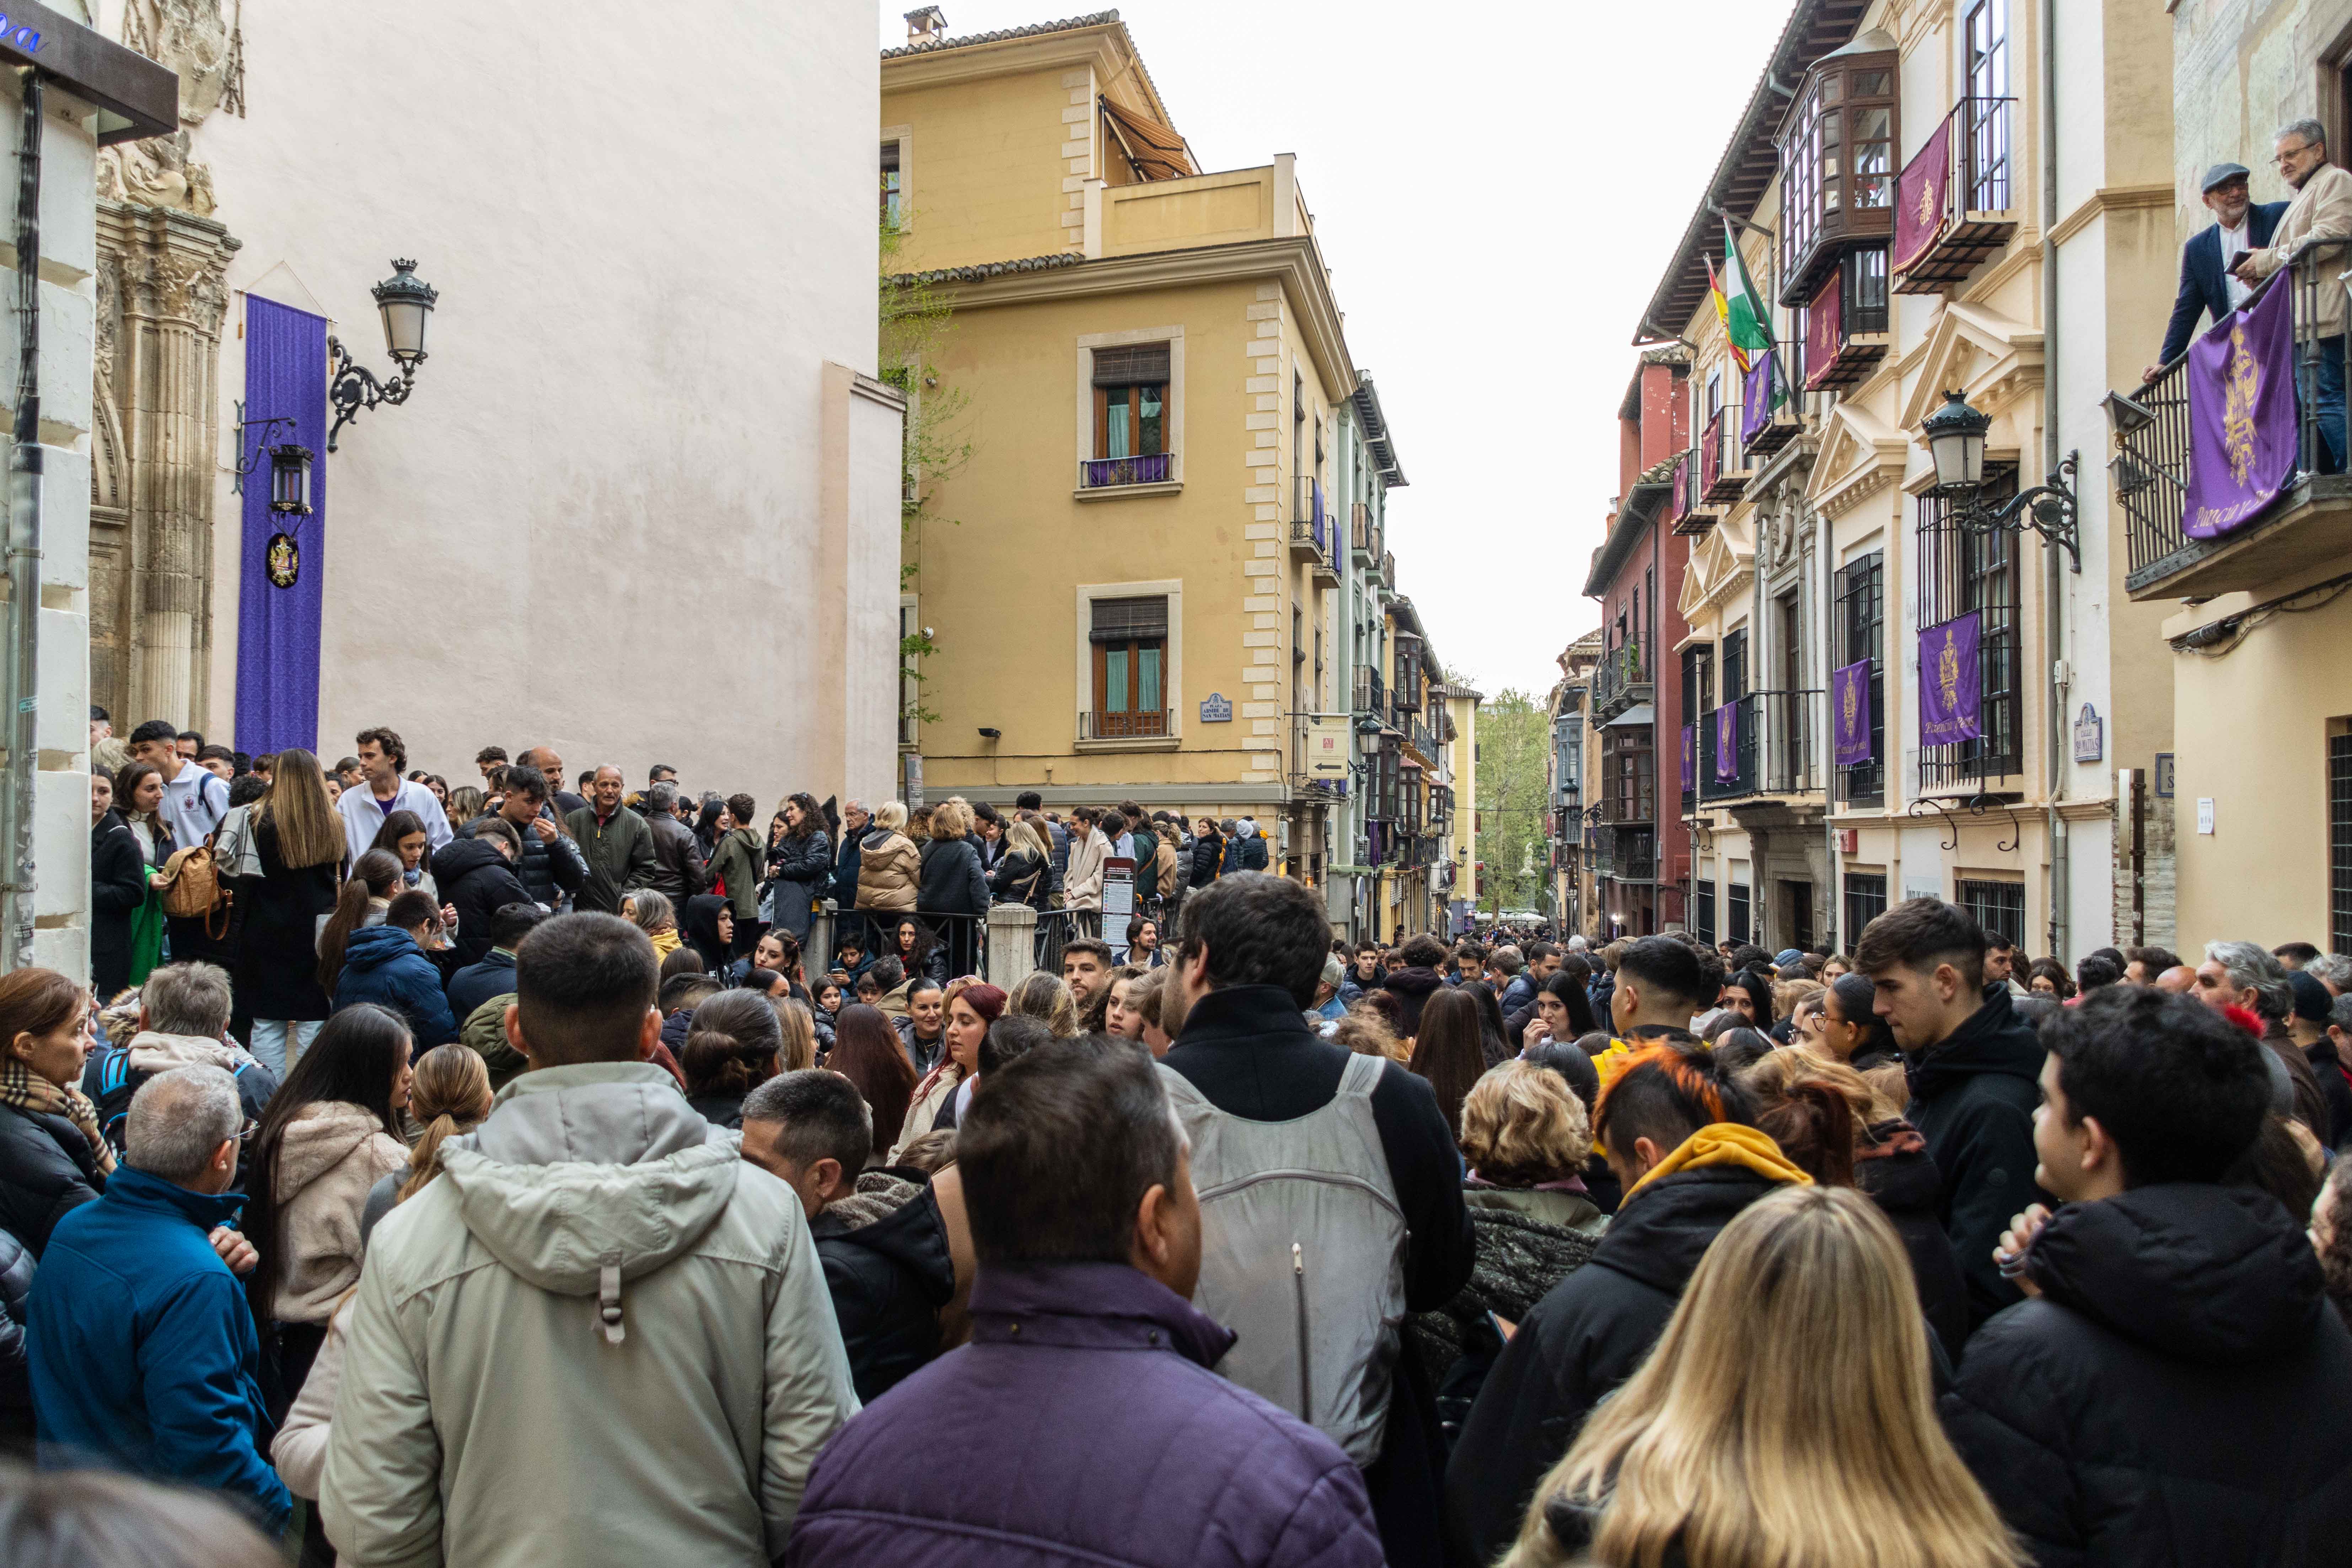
[{"x1": 1855, "y1": 896, "x2": 2050, "y2": 1332}]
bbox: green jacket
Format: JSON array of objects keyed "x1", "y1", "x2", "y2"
[
  {"x1": 319, "y1": 1063, "x2": 858, "y2": 1566},
  {"x1": 564, "y1": 804, "x2": 658, "y2": 914},
  {"x1": 458, "y1": 993, "x2": 528, "y2": 1090},
  {"x1": 707, "y1": 826, "x2": 763, "y2": 922}
]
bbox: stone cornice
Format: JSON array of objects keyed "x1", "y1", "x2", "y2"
[{"x1": 928, "y1": 235, "x2": 1357, "y2": 403}]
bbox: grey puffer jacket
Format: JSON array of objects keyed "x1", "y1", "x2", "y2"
[{"x1": 321, "y1": 1063, "x2": 859, "y2": 1568}]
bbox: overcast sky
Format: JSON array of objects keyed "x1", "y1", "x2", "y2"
[{"x1": 882, "y1": 1, "x2": 1796, "y2": 698}]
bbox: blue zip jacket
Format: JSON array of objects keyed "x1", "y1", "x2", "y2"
[
  {"x1": 28, "y1": 1165, "x2": 290, "y2": 1535},
  {"x1": 333, "y1": 922, "x2": 459, "y2": 1046}
]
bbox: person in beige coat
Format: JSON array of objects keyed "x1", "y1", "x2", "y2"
[
  {"x1": 321, "y1": 913, "x2": 858, "y2": 1568},
  {"x1": 2237, "y1": 116, "x2": 2352, "y2": 469},
  {"x1": 854, "y1": 801, "x2": 920, "y2": 915},
  {"x1": 241, "y1": 1001, "x2": 413, "y2": 1415}
]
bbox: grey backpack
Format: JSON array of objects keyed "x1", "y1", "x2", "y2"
[{"x1": 1160, "y1": 1053, "x2": 1407, "y2": 1465}]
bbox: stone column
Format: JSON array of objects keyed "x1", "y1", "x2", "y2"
[{"x1": 95, "y1": 202, "x2": 235, "y2": 734}]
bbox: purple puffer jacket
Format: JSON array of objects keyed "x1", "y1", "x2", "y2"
[{"x1": 785, "y1": 1260, "x2": 1383, "y2": 1568}]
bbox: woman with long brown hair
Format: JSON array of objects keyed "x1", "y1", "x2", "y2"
[
  {"x1": 1505, "y1": 1186, "x2": 2021, "y2": 1568},
  {"x1": 237, "y1": 748, "x2": 348, "y2": 1075},
  {"x1": 1406, "y1": 986, "x2": 1489, "y2": 1140},
  {"x1": 0, "y1": 968, "x2": 108, "y2": 1259},
  {"x1": 314, "y1": 850, "x2": 403, "y2": 1000},
  {"x1": 111, "y1": 760, "x2": 173, "y2": 987},
  {"x1": 825, "y1": 1003, "x2": 919, "y2": 1164}
]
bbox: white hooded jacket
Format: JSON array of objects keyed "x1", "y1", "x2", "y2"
[{"x1": 319, "y1": 1062, "x2": 858, "y2": 1568}]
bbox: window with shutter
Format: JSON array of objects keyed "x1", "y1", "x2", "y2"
[
  {"x1": 1089, "y1": 596, "x2": 1169, "y2": 737},
  {"x1": 1093, "y1": 344, "x2": 1170, "y2": 468}
]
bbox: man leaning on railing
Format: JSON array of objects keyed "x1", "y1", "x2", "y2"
[
  {"x1": 2148, "y1": 162, "x2": 2286, "y2": 384},
  {"x1": 2234, "y1": 118, "x2": 2352, "y2": 472}
]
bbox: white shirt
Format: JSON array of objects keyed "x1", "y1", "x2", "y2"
[
  {"x1": 337, "y1": 777, "x2": 454, "y2": 867},
  {"x1": 2218, "y1": 216, "x2": 2253, "y2": 310},
  {"x1": 155, "y1": 762, "x2": 229, "y2": 853}
]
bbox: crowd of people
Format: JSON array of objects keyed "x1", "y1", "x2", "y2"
[{"x1": 0, "y1": 711, "x2": 2347, "y2": 1565}]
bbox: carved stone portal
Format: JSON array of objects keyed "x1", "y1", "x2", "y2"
[{"x1": 90, "y1": 204, "x2": 239, "y2": 734}]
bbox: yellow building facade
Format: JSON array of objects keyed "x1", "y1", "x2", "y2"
[{"x1": 882, "y1": 15, "x2": 1379, "y2": 889}]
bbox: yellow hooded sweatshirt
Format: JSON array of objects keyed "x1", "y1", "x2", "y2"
[{"x1": 1624, "y1": 1122, "x2": 1815, "y2": 1201}]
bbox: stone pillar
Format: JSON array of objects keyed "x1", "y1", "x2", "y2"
[
  {"x1": 987, "y1": 903, "x2": 1037, "y2": 990},
  {"x1": 94, "y1": 202, "x2": 235, "y2": 735}
]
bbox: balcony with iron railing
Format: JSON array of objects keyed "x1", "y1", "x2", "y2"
[
  {"x1": 2110, "y1": 253, "x2": 2352, "y2": 601},
  {"x1": 1694, "y1": 690, "x2": 1822, "y2": 804},
  {"x1": 1591, "y1": 640, "x2": 1651, "y2": 721},
  {"x1": 1354, "y1": 666, "x2": 1389, "y2": 725},
  {"x1": 1290, "y1": 475, "x2": 1330, "y2": 565},
  {"x1": 1801, "y1": 247, "x2": 1891, "y2": 393},
  {"x1": 1741, "y1": 347, "x2": 1803, "y2": 460},
  {"x1": 1702, "y1": 405, "x2": 1750, "y2": 504},
  {"x1": 1759, "y1": 688, "x2": 1822, "y2": 795},
  {"x1": 1670, "y1": 446, "x2": 1714, "y2": 537},
  {"x1": 1891, "y1": 97, "x2": 2019, "y2": 294},
  {"x1": 1593, "y1": 823, "x2": 1656, "y2": 884},
  {"x1": 1078, "y1": 451, "x2": 1175, "y2": 490},
  {"x1": 1698, "y1": 697, "x2": 1758, "y2": 802},
  {"x1": 1350, "y1": 501, "x2": 1380, "y2": 565}
]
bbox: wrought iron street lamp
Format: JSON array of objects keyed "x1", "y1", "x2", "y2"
[
  {"x1": 328, "y1": 258, "x2": 439, "y2": 452},
  {"x1": 1919, "y1": 388, "x2": 2082, "y2": 573},
  {"x1": 268, "y1": 444, "x2": 313, "y2": 515}
]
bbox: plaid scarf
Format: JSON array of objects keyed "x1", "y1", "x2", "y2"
[{"x1": 0, "y1": 1054, "x2": 117, "y2": 1176}]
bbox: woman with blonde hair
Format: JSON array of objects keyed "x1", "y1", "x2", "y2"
[
  {"x1": 1412, "y1": 1060, "x2": 1608, "y2": 1428},
  {"x1": 1505, "y1": 1185, "x2": 2021, "y2": 1568},
  {"x1": 988, "y1": 817, "x2": 1051, "y2": 911},
  {"x1": 1006, "y1": 970, "x2": 1077, "y2": 1037},
  {"x1": 236, "y1": 748, "x2": 348, "y2": 1074},
  {"x1": 855, "y1": 801, "x2": 920, "y2": 915},
  {"x1": 622, "y1": 888, "x2": 682, "y2": 959}
]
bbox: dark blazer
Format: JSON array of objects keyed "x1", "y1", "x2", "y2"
[{"x1": 2159, "y1": 201, "x2": 2289, "y2": 365}]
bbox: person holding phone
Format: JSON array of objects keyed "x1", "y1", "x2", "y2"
[{"x1": 2148, "y1": 161, "x2": 2288, "y2": 382}]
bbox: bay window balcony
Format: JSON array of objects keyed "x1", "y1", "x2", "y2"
[{"x1": 1776, "y1": 31, "x2": 1899, "y2": 308}]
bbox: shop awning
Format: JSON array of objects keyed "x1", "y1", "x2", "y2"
[{"x1": 1101, "y1": 95, "x2": 1193, "y2": 181}]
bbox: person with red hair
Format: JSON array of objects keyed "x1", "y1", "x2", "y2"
[{"x1": 890, "y1": 982, "x2": 1004, "y2": 1163}]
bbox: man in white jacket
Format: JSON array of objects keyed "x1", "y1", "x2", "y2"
[{"x1": 321, "y1": 912, "x2": 858, "y2": 1567}]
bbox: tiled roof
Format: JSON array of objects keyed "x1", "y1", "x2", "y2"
[
  {"x1": 883, "y1": 10, "x2": 1122, "y2": 59},
  {"x1": 887, "y1": 253, "x2": 1085, "y2": 286}
]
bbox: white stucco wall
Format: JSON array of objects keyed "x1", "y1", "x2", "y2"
[
  {"x1": 0, "y1": 70, "x2": 100, "y2": 977},
  {"x1": 109, "y1": 0, "x2": 899, "y2": 799}
]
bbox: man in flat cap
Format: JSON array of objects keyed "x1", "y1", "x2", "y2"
[{"x1": 2147, "y1": 161, "x2": 2287, "y2": 382}]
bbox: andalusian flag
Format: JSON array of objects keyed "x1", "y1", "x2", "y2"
[{"x1": 1711, "y1": 218, "x2": 1776, "y2": 374}]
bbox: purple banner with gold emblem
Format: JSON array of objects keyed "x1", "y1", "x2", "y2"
[
  {"x1": 1918, "y1": 613, "x2": 1982, "y2": 746},
  {"x1": 1714, "y1": 703, "x2": 1737, "y2": 781},
  {"x1": 1803, "y1": 270, "x2": 1842, "y2": 392},
  {"x1": 1740, "y1": 348, "x2": 1777, "y2": 445},
  {"x1": 1680, "y1": 723, "x2": 1694, "y2": 791},
  {"x1": 1894, "y1": 116, "x2": 1950, "y2": 274},
  {"x1": 1832, "y1": 659, "x2": 1873, "y2": 766},
  {"x1": 2184, "y1": 270, "x2": 2299, "y2": 539}
]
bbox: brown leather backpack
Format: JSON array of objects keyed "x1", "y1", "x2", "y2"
[{"x1": 158, "y1": 843, "x2": 233, "y2": 937}]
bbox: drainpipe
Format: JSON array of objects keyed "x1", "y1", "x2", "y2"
[
  {"x1": 1, "y1": 68, "x2": 42, "y2": 970},
  {"x1": 2041, "y1": 0, "x2": 2069, "y2": 962}
]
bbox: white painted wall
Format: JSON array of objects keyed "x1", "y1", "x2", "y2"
[
  {"x1": 0, "y1": 69, "x2": 101, "y2": 977},
  {"x1": 103, "y1": 0, "x2": 900, "y2": 799}
]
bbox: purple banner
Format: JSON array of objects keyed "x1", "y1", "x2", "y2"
[
  {"x1": 235, "y1": 297, "x2": 328, "y2": 756},
  {"x1": 1894, "y1": 116, "x2": 1950, "y2": 274},
  {"x1": 2184, "y1": 270, "x2": 2299, "y2": 539},
  {"x1": 1832, "y1": 659, "x2": 1873, "y2": 766},
  {"x1": 1680, "y1": 724, "x2": 1694, "y2": 790},
  {"x1": 1740, "y1": 349, "x2": 1777, "y2": 446},
  {"x1": 1918, "y1": 613, "x2": 1982, "y2": 746},
  {"x1": 1713, "y1": 703, "x2": 1737, "y2": 781},
  {"x1": 1803, "y1": 269, "x2": 1842, "y2": 392}
]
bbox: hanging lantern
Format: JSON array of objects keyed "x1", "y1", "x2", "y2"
[
  {"x1": 372, "y1": 258, "x2": 437, "y2": 371},
  {"x1": 268, "y1": 443, "x2": 313, "y2": 515}
]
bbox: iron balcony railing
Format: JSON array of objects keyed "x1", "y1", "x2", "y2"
[
  {"x1": 2110, "y1": 252, "x2": 2345, "y2": 593},
  {"x1": 1080, "y1": 709, "x2": 1171, "y2": 740},
  {"x1": 1702, "y1": 407, "x2": 1749, "y2": 503},
  {"x1": 1594, "y1": 824, "x2": 1656, "y2": 883},
  {"x1": 1698, "y1": 697, "x2": 1758, "y2": 802},
  {"x1": 1291, "y1": 475, "x2": 1330, "y2": 560},
  {"x1": 1759, "y1": 688, "x2": 1822, "y2": 795},
  {"x1": 1891, "y1": 96, "x2": 2019, "y2": 293},
  {"x1": 1592, "y1": 640, "x2": 1648, "y2": 715},
  {"x1": 1350, "y1": 501, "x2": 1378, "y2": 560},
  {"x1": 1079, "y1": 452, "x2": 1174, "y2": 489},
  {"x1": 1354, "y1": 666, "x2": 1388, "y2": 723}
]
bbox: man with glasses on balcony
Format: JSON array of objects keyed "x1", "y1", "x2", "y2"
[
  {"x1": 2234, "y1": 119, "x2": 2352, "y2": 471},
  {"x1": 2148, "y1": 162, "x2": 2286, "y2": 383}
]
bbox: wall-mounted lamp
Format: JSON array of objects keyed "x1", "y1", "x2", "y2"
[{"x1": 328, "y1": 258, "x2": 440, "y2": 452}]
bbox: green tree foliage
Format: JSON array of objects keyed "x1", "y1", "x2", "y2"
[
  {"x1": 879, "y1": 209, "x2": 973, "y2": 729},
  {"x1": 1474, "y1": 688, "x2": 1550, "y2": 915}
]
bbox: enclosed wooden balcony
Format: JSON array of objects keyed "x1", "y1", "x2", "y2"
[{"x1": 1776, "y1": 31, "x2": 1899, "y2": 307}]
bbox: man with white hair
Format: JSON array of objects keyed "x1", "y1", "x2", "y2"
[
  {"x1": 2195, "y1": 939, "x2": 2333, "y2": 1139},
  {"x1": 82, "y1": 962, "x2": 276, "y2": 1162},
  {"x1": 27, "y1": 1065, "x2": 288, "y2": 1534},
  {"x1": 2236, "y1": 117, "x2": 2352, "y2": 470}
]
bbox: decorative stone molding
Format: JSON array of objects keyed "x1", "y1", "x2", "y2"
[{"x1": 98, "y1": 0, "x2": 232, "y2": 218}]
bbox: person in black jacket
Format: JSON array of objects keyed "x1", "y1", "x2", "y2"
[
  {"x1": 641, "y1": 782, "x2": 709, "y2": 903},
  {"x1": 445, "y1": 903, "x2": 545, "y2": 1025},
  {"x1": 469, "y1": 767, "x2": 585, "y2": 912},
  {"x1": 0, "y1": 968, "x2": 110, "y2": 1260},
  {"x1": 1943, "y1": 984, "x2": 2352, "y2": 1564},
  {"x1": 1854, "y1": 897, "x2": 2051, "y2": 1333},
  {"x1": 1381, "y1": 934, "x2": 1450, "y2": 1037},
  {"x1": 1186, "y1": 817, "x2": 1223, "y2": 890},
  {"x1": 828, "y1": 798, "x2": 869, "y2": 950},
  {"x1": 740, "y1": 1070, "x2": 954, "y2": 1402},
  {"x1": 1445, "y1": 945, "x2": 1809, "y2": 1568},
  {"x1": 1159, "y1": 872, "x2": 1472, "y2": 1568},
  {"x1": 764, "y1": 794, "x2": 833, "y2": 941},
  {"x1": 915, "y1": 802, "x2": 990, "y2": 978},
  {"x1": 88, "y1": 773, "x2": 146, "y2": 1000},
  {"x1": 431, "y1": 821, "x2": 533, "y2": 965},
  {"x1": 0, "y1": 1224, "x2": 29, "y2": 1454}
]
